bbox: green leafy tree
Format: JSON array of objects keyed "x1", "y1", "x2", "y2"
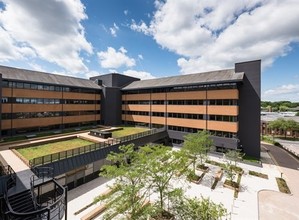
[
  {"x1": 171, "y1": 194, "x2": 227, "y2": 220},
  {"x1": 279, "y1": 105, "x2": 289, "y2": 112},
  {"x1": 296, "y1": 112, "x2": 299, "y2": 116},
  {"x1": 140, "y1": 145, "x2": 189, "y2": 212},
  {"x1": 97, "y1": 144, "x2": 151, "y2": 219},
  {"x1": 225, "y1": 149, "x2": 245, "y2": 167},
  {"x1": 183, "y1": 130, "x2": 213, "y2": 172},
  {"x1": 224, "y1": 156, "x2": 236, "y2": 183}
]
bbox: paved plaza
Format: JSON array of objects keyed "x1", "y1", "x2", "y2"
[{"x1": 66, "y1": 148, "x2": 298, "y2": 220}]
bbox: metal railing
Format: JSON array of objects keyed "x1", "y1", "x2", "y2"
[
  {"x1": 4, "y1": 167, "x2": 66, "y2": 220},
  {"x1": 29, "y1": 127, "x2": 166, "y2": 167}
]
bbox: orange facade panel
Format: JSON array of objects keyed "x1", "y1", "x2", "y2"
[
  {"x1": 12, "y1": 117, "x2": 62, "y2": 129},
  {"x1": 121, "y1": 115, "x2": 150, "y2": 123},
  {"x1": 63, "y1": 104, "x2": 98, "y2": 111},
  {"x1": 207, "y1": 106, "x2": 238, "y2": 116},
  {"x1": 207, "y1": 121, "x2": 238, "y2": 133},
  {"x1": 63, "y1": 115, "x2": 98, "y2": 124},
  {"x1": 1, "y1": 104, "x2": 11, "y2": 113},
  {"x1": 2, "y1": 88, "x2": 12, "y2": 97},
  {"x1": 124, "y1": 104, "x2": 150, "y2": 112},
  {"x1": 63, "y1": 92, "x2": 99, "y2": 100},
  {"x1": 12, "y1": 104, "x2": 63, "y2": 112},
  {"x1": 167, "y1": 105, "x2": 206, "y2": 114},
  {"x1": 151, "y1": 105, "x2": 166, "y2": 112},
  {"x1": 151, "y1": 116, "x2": 166, "y2": 125},
  {"x1": 12, "y1": 89, "x2": 63, "y2": 99},
  {"x1": 207, "y1": 89, "x2": 238, "y2": 99},
  {"x1": 1, "y1": 120, "x2": 11, "y2": 130},
  {"x1": 122, "y1": 94, "x2": 151, "y2": 101},
  {"x1": 167, "y1": 118, "x2": 206, "y2": 129},
  {"x1": 151, "y1": 93, "x2": 166, "y2": 100},
  {"x1": 167, "y1": 91, "x2": 206, "y2": 100}
]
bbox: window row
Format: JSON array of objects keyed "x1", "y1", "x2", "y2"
[
  {"x1": 122, "y1": 83, "x2": 238, "y2": 94},
  {"x1": 168, "y1": 126, "x2": 237, "y2": 138},
  {"x1": 168, "y1": 113, "x2": 204, "y2": 120},
  {"x1": 1, "y1": 111, "x2": 100, "y2": 119},
  {"x1": 168, "y1": 126, "x2": 200, "y2": 133},
  {"x1": 209, "y1": 115, "x2": 237, "y2": 122},
  {"x1": 2, "y1": 80, "x2": 98, "y2": 94},
  {"x1": 123, "y1": 111, "x2": 236, "y2": 121},
  {"x1": 122, "y1": 111, "x2": 150, "y2": 116},
  {"x1": 1, "y1": 97, "x2": 100, "y2": 104},
  {"x1": 122, "y1": 99, "x2": 238, "y2": 106}
]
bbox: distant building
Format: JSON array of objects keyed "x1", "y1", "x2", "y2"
[{"x1": 261, "y1": 112, "x2": 299, "y2": 138}]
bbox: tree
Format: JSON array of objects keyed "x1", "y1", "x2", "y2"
[
  {"x1": 98, "y1": 144, "x2": 151, "y2": 219},
  {"x1": 183, "y1": 130, "x2": 213, "y2": 172},
  {"x1": 140, "y1": 144, "x2": 189, "y2": 213},
  {"x1": 224, "y1": 157, "x2": 236, "y2": 183},
  {"x1": 171, "y1": 194, "x2": 227, "y2": 220},
  {"x1": 279, "y1": 105, "x2": 289, "y2": 112},
  {"x1": 296, "y1": 112, "x2": 299, "y2": 116},
  {"x1": 225, "y1": 149, "x2": 245, "y2": 167},
  {"x1": 269, "y1": 118, "x2": 299, "y2": 138}
]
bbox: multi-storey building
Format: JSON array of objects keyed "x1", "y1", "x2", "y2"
[
  {"x1": 0, "y1": 66, "x2": 101, "y2": 136},
  {"x1": 0, "y1": 60, "x2": 260, "y2": 158}
]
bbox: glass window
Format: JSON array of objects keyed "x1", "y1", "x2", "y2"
[
  {"x1": 37, "y1": 98, "x2": 44, "y2": 104},
  {"x1": 31, "y1": 98, "x2": 37, "y2": 104},
  {"x1": 1, "y1": 97, "x2": 8, "y2": 103},
  {"x1": 23, "y1": 83, "x2": 31, "y2": 89},
  {"x1": 24, "y1": 98, "x2": 30, "y2": 104},
  {"x1": 16, "y1": 82, "x2": 23, "y2": 88},
  {"x1": 31, "y1": 84, "x2": 38, "y2": 90},
  {"x1": 37, "y1": 85, "x2": 44, "y2": 90},
  {"x1": 2, "y1": 81, "x2": 9, "y2": 87},
  {"x1": 49, "y1": 86, "x2": 55, "y2": 91},
  {"x1": 16, "y1": 98, "x2": 23, "y2": 103}
]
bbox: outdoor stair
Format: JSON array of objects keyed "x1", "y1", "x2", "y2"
[{"x1": 7, "y1": 189, "x2": 37, "y2": 216}]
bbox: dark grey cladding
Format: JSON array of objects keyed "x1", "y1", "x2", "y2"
[
  {"x1": 90, "y1": 73, "x2": 139, "y2": 88},
  {"x1": 122, "y1": 69, "x2": 244, "y2": 90},
  {"x1": 0, "y1": 65, "x2": 101, "y2": 89}
]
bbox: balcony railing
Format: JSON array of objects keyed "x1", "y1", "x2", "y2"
[{"x1": 29, "y1": 127, "x2": 166, "y2": 167}]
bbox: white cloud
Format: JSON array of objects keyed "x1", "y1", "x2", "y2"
[
  {"x1": 131, "y1": 0, "x2": 299, "y2": 74},
  {"x1": 138, "y1": 54, "x2": 144, "y2": 60},
  {"x1": 97, "y1": 47, "x2": 136, "y2": 69},
  {"x1": 110, "y1": 23, "x2": 119, "y2": 37},
  {"x1": 123, "y1": 70, "x2": 155, "y2": 80},
  {"x1": 0, "y1": 0, "x2": 92, "y2": 74},
  {"x1": 124, "y1": 10, "x2": 129, "y2": 16},
  {"x1": 263, "y1": 84, "x2": 299, "y2": 101},
  {"x1": 28, "y1": 63, "x2": 46, "y2": 72},
  {"x1": 130, "y1": 19, "x2": 151, "y2": 35}
]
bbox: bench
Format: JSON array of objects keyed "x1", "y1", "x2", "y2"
[
  {"x1": 80, "y1": 188, "x2": 113, "y2": 220},
  {"x1": 26, "y1": 134, "x2": 37, "y2": 138},
  {"x1": 214, "y1": 169, "x2": 223, "y2": 181}
]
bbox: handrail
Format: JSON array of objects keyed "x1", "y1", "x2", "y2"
[
  {"x1": 29, "y1": 127, "x2": 166, "y2": 167},
  {"x1": 4, "y1": 179, "x2": 65, "y2": 219}
]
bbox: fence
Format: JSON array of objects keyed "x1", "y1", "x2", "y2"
[{"x1": 29, "y1": 127, "x2": 166, "y2": 167}]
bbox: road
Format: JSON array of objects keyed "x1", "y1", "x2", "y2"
[
  {"x1": 261, "y1": 142, "x2": 299, "y2": 195},
  {"x1": 275, "y1": 138, "x2": 299, "y2": 155}
]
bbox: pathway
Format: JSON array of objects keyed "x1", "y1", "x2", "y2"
[{"x1": 0, "y1": 150, "x2": 35, "y2": 194}]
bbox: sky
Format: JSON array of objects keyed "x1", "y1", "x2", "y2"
[{"x1": 0, "y1": 0, "x2": 298, "y2": 102}]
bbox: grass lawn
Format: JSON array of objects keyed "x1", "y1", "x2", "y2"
[
  {"x1": 17, "y1": 138, "x2": 94, "y2": 160},
  {"x1": 112, "y1": 127, "x2": 149, "y2": 138}
]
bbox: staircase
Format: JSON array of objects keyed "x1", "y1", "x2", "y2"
[{"x1": 7, "y1": 190, "x2": 36, "y2": 214}]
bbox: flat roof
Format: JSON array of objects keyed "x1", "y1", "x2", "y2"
[
  {"x1": 0, "y1": 65, "x2": 101, "y2": 90},
  {"x1": 122, "y1": 69, "x2": 244, "y2": 90}
]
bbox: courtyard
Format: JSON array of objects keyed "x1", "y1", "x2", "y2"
[{"x1": 66, "y1": 147, "x2": 297, "y2": 220}]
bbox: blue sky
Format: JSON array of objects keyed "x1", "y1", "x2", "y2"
[{"x1": 0, "y1": 0, "x2": 298, "y2": 101}]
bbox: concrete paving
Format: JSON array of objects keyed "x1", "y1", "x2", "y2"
[
  {"x1": 66, "y1": 152, "x2": 284, "y2": 220},
  {"x1": 0, "y1": 150, "x2": 36, "y2": 194}
]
